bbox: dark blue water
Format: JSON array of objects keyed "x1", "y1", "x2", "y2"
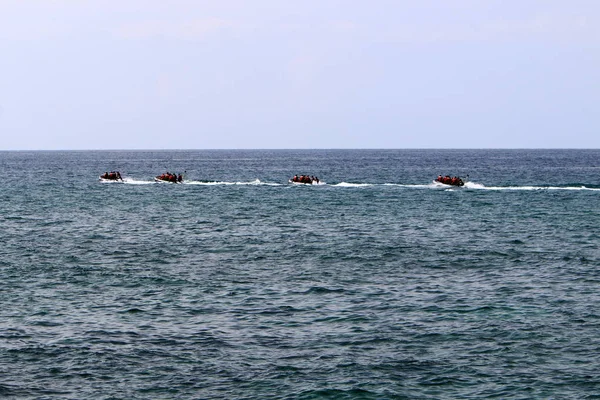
[{"x1": 1, "y1": 149, "x2": 599, "y2": 399}]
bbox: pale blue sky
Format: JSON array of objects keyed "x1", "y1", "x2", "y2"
[{"x1": 1, "y1": 0, "x2": 598, "y2": 149}]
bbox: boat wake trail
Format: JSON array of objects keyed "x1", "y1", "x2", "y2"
[
  {"x1": 333, "y1": 182, "x2": 373, "y2": 187},
  {"x1": 122, "y1": 178, "x2": 154, "y2": 185},
  {"x1": 342, "y1": 181, "x2": 600, "y2": 192},
  {"x1": 184, "y1": 179, "x2": 282, "y2": 186},
  {"x1": 113, "y1": 179, "x2": 599, "y2": 191},
  {"x1": 467, "y1": 184, "x2": 600, "y2": 191}
]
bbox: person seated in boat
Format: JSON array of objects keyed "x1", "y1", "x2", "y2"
[
  {"x1": 117, "y1": 172, "x2": 122, "y2": 180},
  {"x1": 437, "y1": 175, "x2": 442, "y2": 182},
  {"x1": 178, "y1": 174, "x2": 182, "y2": 182}
]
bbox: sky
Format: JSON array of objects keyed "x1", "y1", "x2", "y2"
[{"x1": 0, "y1": 0, "x2": 599, "y2": 150}]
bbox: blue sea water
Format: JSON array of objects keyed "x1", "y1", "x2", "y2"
[{"x1": 0, "y1": 149, "x2": 599, "y2": 399}]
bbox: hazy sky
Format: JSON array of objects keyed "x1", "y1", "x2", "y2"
[{"x1": 1, "y1": 0, "x2": 598, "y2": 149}]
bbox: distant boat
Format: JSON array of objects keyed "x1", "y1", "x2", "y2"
[
  {"x1": 99, "y1": 171, "x2": 123, "y2": 182},
  {"x1": 289, "y1": 175, "x2": 320, "y2": 185},
  {"x1": 155, "y1": 173, "x2": 183, "y2": 183},
  {"x1": 435, "y1": 175, "x2": 464, "y2": 187}
]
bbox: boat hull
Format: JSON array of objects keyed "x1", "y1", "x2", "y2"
[
  {"x1": 99, "y1": 177, "x2": 122, "y2": 182},
  {"x1": 154, "y1": 177, "x2": 181, "y2": 184},
  {"x1": 435, "y1": 178, "x2": 464, "y2": 187}
]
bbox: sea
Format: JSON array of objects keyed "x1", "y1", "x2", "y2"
[{"x1": 0, "y1": 149, "x2": 599, "y2": 399}]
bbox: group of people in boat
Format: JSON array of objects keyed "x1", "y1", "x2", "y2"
[
  {"x1": 100, "y1": 171, "x2": 122, "y2": 181},
  {"x1": 291, "y1": 175, "x2": 320, "y2": 184},
  {"x1": 156, "y1": 172, "x2": 183, "y2": 183},
  {"x1": 436, "y1": 175, "x2": 464, "y2": 186}
]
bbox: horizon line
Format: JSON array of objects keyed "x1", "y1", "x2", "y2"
[{"x1": 1, "y1": 148, "x2": 599, "y2": 152}]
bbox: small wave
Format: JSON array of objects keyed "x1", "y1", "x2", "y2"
[
  {"x1": 119, "y1": 308, "x2": 145, "y2": 314},
  {"x1": 304, "y1": 286, "x2": 345, "y2": 294},
  {"x1": 299, "y1": 388, "x2": 376, "y2": 397}
]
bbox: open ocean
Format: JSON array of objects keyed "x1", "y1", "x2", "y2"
[{"x1": 1, "y1": 149, "x2": 599, "y2": 399}]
